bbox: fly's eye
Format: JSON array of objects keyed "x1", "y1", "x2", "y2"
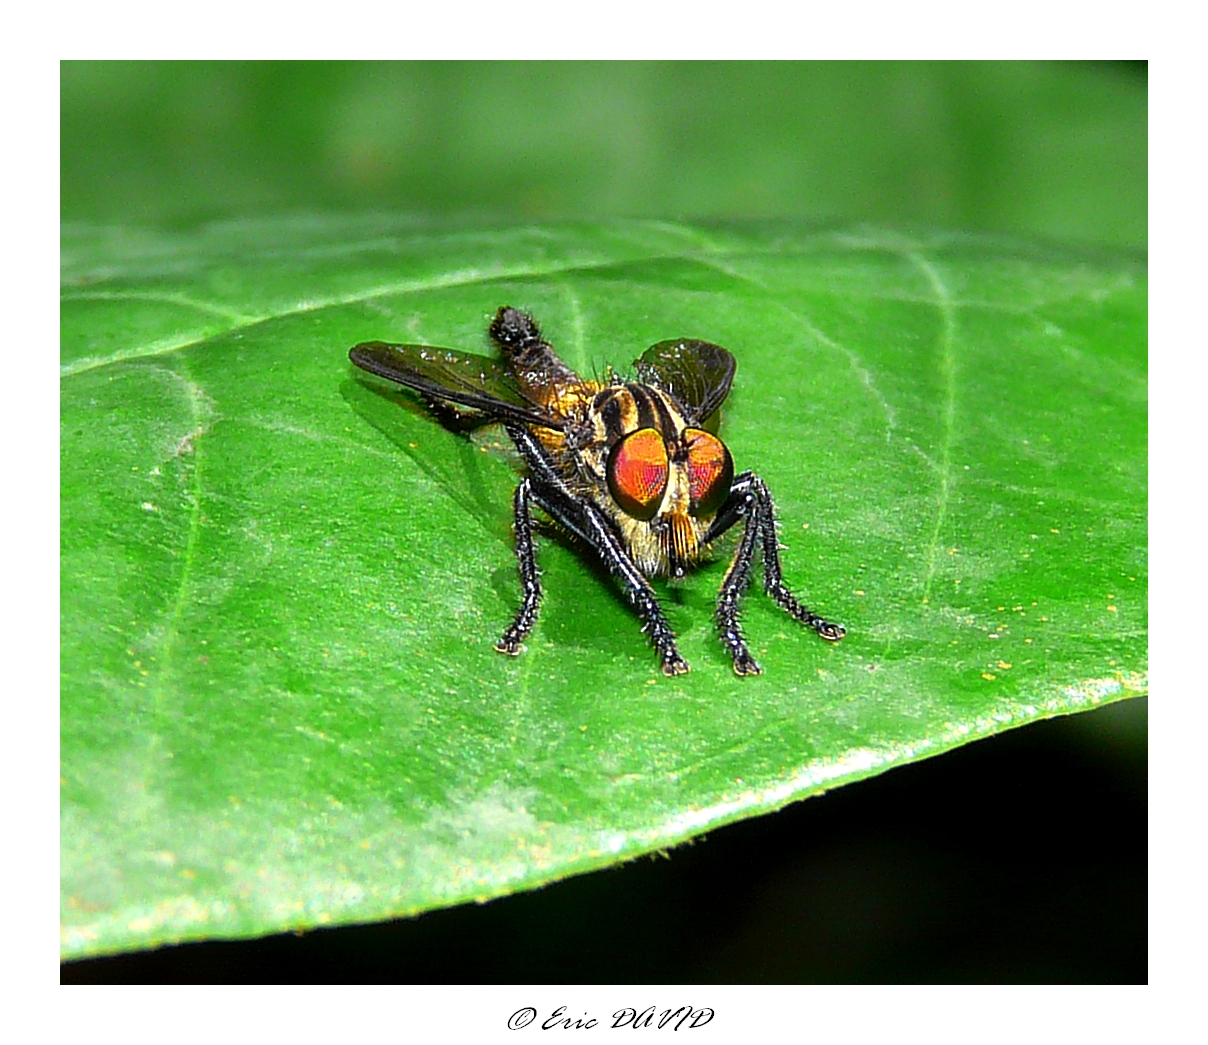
[
  {"x1": 607, "y1": 428, "x2": 669, "y2": 521},
  {"x1": 684, "y1": 428, "x2": 734, "y2": 517}
]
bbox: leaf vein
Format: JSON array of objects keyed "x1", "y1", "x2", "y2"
[
  {"x1": 908, "y1": 252, "x2": 959, "y2": 605},
  {"x1": 688, "y1": 255, "x2": 900, "y2": 442}
]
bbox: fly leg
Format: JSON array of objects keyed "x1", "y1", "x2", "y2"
[
  {"x1": 707, "y1": 473, "x2": 765, "y2": 675},
  {"x1": 527, "y1": 483, "x2": 690, "y2": 676},
  {"x1": 503, "y1": 423, "x2": 689, "y2": 676},
  {"x1": 751, "y1": 475, "x2": 846, "y2": 642},
  {"x1": 705, "y1": 472, "x2": 845, "y2": 676},
  {"x1": 580, "y1": 502, "x2": 691, "y2": 677},
  {"x1": 495, "y1": 478, "x2": 542, "y2": 655}
]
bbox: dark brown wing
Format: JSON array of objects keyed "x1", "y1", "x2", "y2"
[
  {"x1": 633, "y1": 339, "x2": 736, "y2": 424},
  {"x1": 349, "y1": 342, "x2": 566, "y2": 430}
]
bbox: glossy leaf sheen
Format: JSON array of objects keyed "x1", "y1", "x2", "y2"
[{"x1": 60, "y1": 218, "x2": 1147, "y2": 958}]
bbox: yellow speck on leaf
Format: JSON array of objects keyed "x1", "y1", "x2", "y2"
[
  {"x1": 1107, "y1": 604, "x2": 1118, "y2": 613},
  {"x1": 1051, "y1": 528, "x2": 1060, "y2": 534},
  {"x1": 997, "y1": 660, "x2": 1013, "y2": 670},
  {"x1": 982, "y1": 672, "x2": 996, "y2": 681}
]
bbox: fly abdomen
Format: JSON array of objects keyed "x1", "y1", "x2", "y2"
[{"x1": 490, "y1": 306, "x2": 581, "y2": 389}]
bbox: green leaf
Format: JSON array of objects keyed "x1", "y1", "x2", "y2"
[{"x1": 60, "y1": 218, "x2": 1147, "y2": 959}]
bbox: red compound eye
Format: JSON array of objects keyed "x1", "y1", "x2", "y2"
[
  {"x1": 607, "y1": 428, "x2": 669, "y2": 521},
  {"x1": 685, "y1": 428, "x2": 734, "y2": 517}
]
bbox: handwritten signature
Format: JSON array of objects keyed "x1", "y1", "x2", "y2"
[{"x1": 508, "y1": 1006, "x2": 715, "y2": 1031}]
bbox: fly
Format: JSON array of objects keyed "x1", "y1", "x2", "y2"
[{"x1": 349, "y1": 306, "x2": 845, "y2": 676}]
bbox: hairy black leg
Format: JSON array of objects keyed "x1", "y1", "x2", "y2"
[
  {"x1": 580, "y1": 505, "x2": 690, "y2": 677},
  {"x1": 750, "y1": 476, "x2": 846, "y2": 642},
  {"x1": 495, "y1": 478, "x2": 542, "y2": 656},
  {"x1": 527, "y1": 483, "x2": 689, "y2": 676},
  {"x1": 506, "y1": 425, "x2": 576, "y2": 494},
  {"x1": 715, "y1": 492, "x2": 764, "y2": 676},
  {"x1": 708, "y1": 472, "x2": 845, "y2": 674},
  {"x1": 502, "y1": 423, "x2": 688, "y2": 674},
  {"x1": 702, "y1": 471, "x2": 759, "y2": 545}
]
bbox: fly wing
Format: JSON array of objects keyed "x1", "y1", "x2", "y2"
[
  {"x1": 634, "y1": 338, "x2": 737, "y2": 424},
  {"x1": 349, "y1": 341, "x2": 566, "y2": 430}
]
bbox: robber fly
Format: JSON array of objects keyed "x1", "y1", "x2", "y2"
[{"x1": 349, "y1": 306, "x2": 845, "y2": 676}]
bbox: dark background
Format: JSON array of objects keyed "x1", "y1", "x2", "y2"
[{"x1": 61, "y1": 61, "x2": 1147, "y2": 983}]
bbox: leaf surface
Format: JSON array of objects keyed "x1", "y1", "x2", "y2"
[{"x1": 60, "y1": 218, "x2": 1147, "y2": 958}]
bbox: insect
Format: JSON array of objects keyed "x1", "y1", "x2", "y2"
[{"x1": 349, "y1": 306, "x2": 845, "y2": 676}]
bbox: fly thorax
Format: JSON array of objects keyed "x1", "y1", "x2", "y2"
[{"x1": 563, "y1": 419, "x2": 595, "y2": 453}]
